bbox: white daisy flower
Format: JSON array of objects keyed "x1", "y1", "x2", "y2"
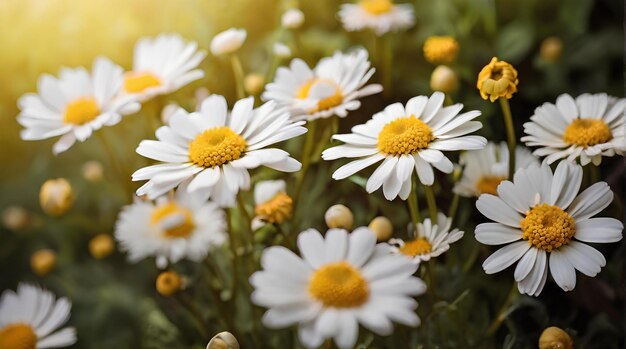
[
  {"x1": 322, "y1": 92, "x2": 487, "y2": 200},
  {"x1": 521, "y1": 93, "x2": 626, "y2": 166},
  {"x1": 475, "y1": 161, "x2": 623, "y2": 296},
  {"x1": 338, "y1": 0, "x2": 414, "y2": 36},
  {"x1": 262, "y1": 49, "x2": 382, "y2": 122},
  {"x1": 453, "y1": 142, "x2": 539, "y2": 197},
  {"x1": 124, "y1": 33, "x2": 206, "y2": 101},
  {"x1": 17, "y1": 57, "x2": 140, "y2": 154},
  {"x1": 0, "y1": 283, "x2": 76, "y2": 348},
  {"x1": 132, "y1": 94, "x2": 306, "y2": 207},
  {"x1": 389, "y1": 212, "x2": 464, "y2": 264},
  {"x1": 250, "y1": 227, "x2": 426, "y2": 349},
  {"x1": 115, "y1": 182, "x2": 227, "y2": 269},
  {"x1": 210, "y1": 28, "x2": 247, "y2": 56}
]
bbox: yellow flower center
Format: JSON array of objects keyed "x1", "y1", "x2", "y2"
[
  {"x1": 0, "y1": 323, "x2": 37, "y2": 349},
  {"x1": 360, "y1": 0, "x2": 393, "y2": 15},
  {"x1": 188, "y1": 127, "x2": 247, "y2": 168},
  {"x1": 308, "y1": 261, "x2": 369, "y2": 308},
  {"x1": 423, "y1": 36, "x2": 460, "y2": 64},
  {"x1": 476, "y1": 176, "x2": 506, "y2": 195},
  {"x1": 377, "y1": 116, "x2": 434, "y2": 155},
  {"x1": 254, "y1": 193, "x2": 293, "y2": 224},
  {"x1": 520, "y1": 203, "x2": 576, "y2": 252},
  {"x1": 63, "y1": 97, "x2": 100, "y2": 125},
  {"x1": 399, "y1": 238, "x2": 432, "y2": 257},
  {"x1": 156, "y1": 271, "x2": 183, "y2": 296},
  {"x1": 123, "y1": 72, "x2": 161, "y2": 93},
  {"x1": 563, "y1": 118, "x2": 612, "y2": 147},
  {"x1": 151, "y1": 202, "x2": 195, "y2": 238},
  {"x1": 296, "y1": 79, "x2": 344, "y2": 112}
]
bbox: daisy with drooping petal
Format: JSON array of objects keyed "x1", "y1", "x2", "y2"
[
  {"x1": 253, "y1": 179, "x2": 293, "y2": 225},
  {"x1": 17, "y1": 57, "x2": 140, "y2": 154},
  {"x1": 389, "y1": 212, "x2": 464, "y2": 264},
  {"x1": 251, "y1": 227, "x2": 426, "y2": 349},
  {"x1": 338, "y1": 0, "x2": 414, "y2": 36},
  {"x1": 132, "y1": 94, "x2": 306, "y2": 207},
  {"x1": 0, "y1": 283, "x2": 76, "y2": 349},
  {"x1": 454, "y1": 142, "x2": 539, "y2": 197},
  {"x1": 262, "y1": 49, "x2": 382, "y2": 121},
  {"x1": 322, "y1": 92, "x2": 487, "y2": 200},
  {"x1": 521, "y1": 93, "x2": 625, "y2": 166},
  {"x1": 475, "y1": 161, "x2": 623, "y2": 296},
  {"x1": 115, "y1": 182, "x2": 227, "y2": 268},
  {"x1": 124, "y1": 33, "x2": 206, "y2": 101}
]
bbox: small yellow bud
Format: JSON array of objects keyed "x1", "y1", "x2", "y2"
[
  {"x1": 540, "y1": 37, "x2": 563, "y2": 63},
  {"x1": 423, "y1": 36, "x2": 459, "y2": 64},
  {"x1": 2, "y1": 206, "x2": 30, "y2": 231},
  {"x1": 39, "y1": 178, "x2": 74, "y2": 216},
  {"x1": 89, "y1": 234, "x2": 115, "y2": 259},
  {"x1": 156, "y1": 271, "x2": 183, "y2": 296},
  {"x1": 244, "y1": 74, "x2": 266, "y2": 96},
  {"x1": 325, "y1": 204, "x2": 354, "y2": 230},
  {"x1": 430, "y1": 65, "x2": 458, "y2": 94},
  {"x1": 82, "y1": 161, "x2": 104, "y2": 182},
  {"x1": 368, "y1": 216, "x2": 393, "y2": 241},
  {"x1": 477, "y1": 57, "x2": 519, "y2": 102},
  {"x1": 207, "y1": 331, "x2": 240, "y2": 349},
  {"x1": 539, "y1": 326, "x2": 573, "y2": 349},
  {"x1": 31, "y1": 249, "x2": 56, "y2": 276}
]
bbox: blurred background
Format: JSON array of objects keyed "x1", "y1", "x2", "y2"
[{"x1": 0, "y1": 0, "x2": 623, "y2": 348}]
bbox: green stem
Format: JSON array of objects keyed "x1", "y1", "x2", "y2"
[
  {"x1": 427, "y1": 259, "x2": 438, "y2": 301},
  {"x1": 231, "y1": 54, "x2": 246, "y2": 99},
  {"x1": 486, "y1": 282, "x2": 519, "y2": 336},
  {"x1": 175, "y1": 293, "x2": 210, "y2": 340},
  {"x1": 225, "y1": 210, "x2": 239, "y2": 306},
  {"x1": 499, "y1": 98, "x2": 516, "y2": 180},
  {"x1": 423, "y1": 185, "x2": 438, "y2": 222},
  {"x1": 237, "y1": 194, "x2": 253, "y2": 251},
  {"x1": 97, "y1": 131, "x2": 133, "y2": 200},
  {"x1": 407, "y1": 176, "x2": 422, "y2": 231},
  {"x1": 448, "y1": 194, "x2": 459, "y2": 223}
]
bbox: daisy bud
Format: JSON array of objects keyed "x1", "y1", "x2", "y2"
[
  {"x1": 161, "y1": 103, "x2": 180, "y2": 124},
  {"x1": 368, "y1": 216, "x2": 393, "y2": 241},
  {"x1": 207, "y1": 331, "x2": 240, "y2": 349},
  {"x1": 281, "y1": 8, "x2": 304, "y2": 29},
  {"x1": 156, "y1": 271, "x2": 184, "y2": 296},
  {"x1": 39, "y1": 178, "x2": 74, "y2": 216},
  {"x1": 82, "y1": 161, "x2": 104, "y2": 182},
  {"x1": 210, "y1": 28, "x2": 247, "y2": 56},
  {"x1": 273, "y1": 42, "x2": 292, "y2": 59},
  {"x1": 540, "y1": 37, "x2": 563, "y2": 63},
  {"x1": 539, "y1": 326, "x2": 573, "y2": 349},
  {"x1": 244, "y1": 73, "x2": 266, "y2": 96},
  {"x1": 31, "y1": 249, "x2": 56, "y2": 276},
  {"x1": 325, "y1": 204, "x2": 354, "y2": 230},
  {"x1": 476, "y1": 57, "x2": 519, "y2": 102},
  {"x1": 423, "y1": 36, "x2": 459, "y2": 64},
  {"x1": 2, "y1": 206, "x2": 30, "y2": 231},
  {"x1": 89, "y1": 234, "x2": 115, "y2": 259},
  {"x1": 430, "y1": 65, "x2": 458, "y2": 94}
]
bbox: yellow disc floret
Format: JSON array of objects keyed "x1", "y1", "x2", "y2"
[
  {"x1": 64, "y1": 97, "x2": 100, "y2": 125},
  {"x1": 309, "y1": 261, "x2": 369, "y2": 308},
  {"x1": 255, "y1": 193, "x2": 293, "y2": 224},
  {"x1": 377, "y1": 116, "x2": 434, "y2": 155},
  {"x1": 0, "y1": 323, "x2": 37, "y2": 349},
  {"x1": 423, "y1": 36, "x2": 460, "y2": 64},
  {"x1": 399, "y1": 238, "x2": 432, "y2": 257},
  {"x1": 521, "y1": 204, "x2": 576, "y2": 252},
  {"x1": 476, "y1": 176, "x2": 506, "y2": 196},
  {"x1": 563, "y1": 118, "x2": 612, "y2": 147},
  {"x1": 297, "y1": 79, "x2": 344, "y2": 112},
  {"x1": 359, "y1": 0, "x2": 393, "y2": 15},
  {"x1": 124, "y1": 72, "x2": 161, "y2": 93},
  {"x1": 189, "y1": 127, "x2": 247, "y2": 168},
  {"x1": 151, "y1": 202, "x2": 195, "y2": 238}
]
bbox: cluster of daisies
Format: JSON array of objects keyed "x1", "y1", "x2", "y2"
[{"x1": 8, "y1": 1, "x2": 625, "y2": 349}]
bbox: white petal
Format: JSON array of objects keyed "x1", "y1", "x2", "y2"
[
  {"x1": 549, "y1": 249, "x2": 576, "y2": 291},
  {"x1": 475, "y1": 223, "x2": 522, "y2": 245},
  {"x1": 476, "y1": 194, "x2": 523, "y2": 227},
  {"x1": 482, "y1": 241, "x2": 530, "y2": 274},
  {"x1": 574, "y1": 218, "x2": 623, "y2": 243}
]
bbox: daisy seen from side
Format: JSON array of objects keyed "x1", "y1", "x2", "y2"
[{"x1": 338, "y1": 0, "x2": 414, "y2": 36}]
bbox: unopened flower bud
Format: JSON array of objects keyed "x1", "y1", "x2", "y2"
[
  {"x1": 540, "y1": 37, "x2": 563, "y2": 63},
  {"x1": 39, "y1": 178, "x2": 74, "y2": 216},
  {"x1": 31, "y1": 249, "x2": 56, "y2": 276},
  {"x1": 89, "y1": 234, "x2": 115, "y2": 259},
  {"x1": 2, "y1": 206, "x2": 30, "y2": 231},
  {"x1": 156, "y1": 271, "x2": 183, "y2": 296},
  {"x1": 82, "y1": 161, "x2": 103, "y2": 182},
  {"x1": 244, "y1": 74, "x2": 266, "y2": 96},
  {"x1": 477, "y1": 57, "x2": 518, "y2": 102},
  {"x1": 161, "y1": 103, "x2": 180, "y2": 124},
  {"x1": 273, "y1": 43, "x2": 291, "y2": 59},
  {"x1": 281, "y1": 8, "x2": 304, "y2": 29},
  {"x1": 539, "y1": 326, "x2": 573, "y2": 349},
  {"x1": 430, "y1": 65, "x2": 458, "y2": 93},
  {"x1": 325, "y1": 204, "x2": 354, "y2": 230},
  {"x1": 210, "y1": 28, "x2": 246, "y2": 56},
  {"x1": 368, "y1": 216, "x2": 393, "y2": 241},
  {"x1": 207, "y1": 331, "x2": 240, "y2": 349}
]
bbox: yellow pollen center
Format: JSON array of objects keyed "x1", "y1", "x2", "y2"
[
  {"x1": 399, "y1": 238, "x2": 432, "y2": 257},
  {"x1": 360, "y1": 0, "x2": 393, "y2": 15},
  {"x1": 188, "y1": 127, "x2": 247, "y2": 168},
  {"x1": 377, "y1": 116, "x2": 434, "y2": 155},
  {"x1": 476, "y1": 176, "x2": 506, "y2": 195},
  {"x1": 308, "y1": 261, "x2": 369, "y2": 308},
  {"x1": 123, "y1": 72, "x2": 162, "y2": 93},
  {"x1": 520, "y1": 203, "x2": 576, "y2": 252},
  {"x1": 63, "y1": 97, "x2": 100, "y2": 125},
  {"x1": 0, "y1": 323, "x2": 37, "y2": 349},
  {"x1": 254, "y1": 193, "x2": 293, "y2": 224},
  {"x1": 563, "y1": 118, "x2": 612, "y2": 147},
  {"x1": 150, "y1": 202, "x2": 195, "y2": 238},
  {"x1": 296, "y1": 79, "x2": 344, "y2": 112}
]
